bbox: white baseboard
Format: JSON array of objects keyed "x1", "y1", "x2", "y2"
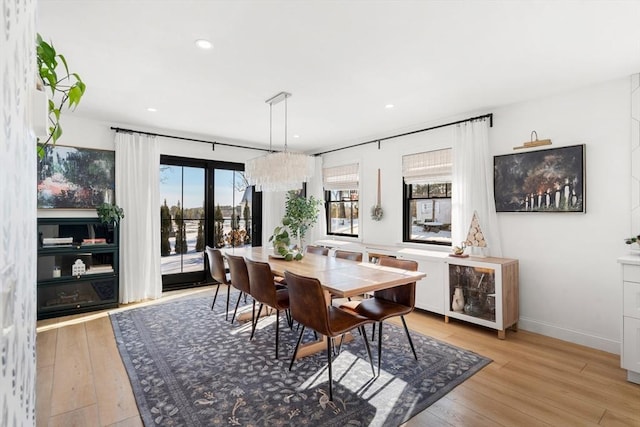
[{"x1": 518, "y1": 317, "x2": 621, "y2": 355}]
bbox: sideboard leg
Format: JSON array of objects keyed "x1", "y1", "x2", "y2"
[
  {"x1": 498, "y1": 329, "x2": 506, "y2": 340},
  {"x1": 444, "y1": 315, "x2": 449, "y2": 324}
]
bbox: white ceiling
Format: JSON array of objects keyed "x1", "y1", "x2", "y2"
[{"x1": 37, "y1": 0, "x2": 640, "y2": 154}]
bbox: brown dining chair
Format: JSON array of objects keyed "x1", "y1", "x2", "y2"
[
  {"x1": 339, "y1": 257, "x2": 419, "y2": 375},
  {"x1": 246, "y1": 259, "x2": 292, "y2": 359},
  {"x1": 284, "y1": 270, "x2": 375, "y2": 401},
  {"x1": 205, "y1": 246, "x2": 231, "y2": 320},
  {"x1": 334, "y1": 250, "x2": 363, "y2": 262},
  {"x1": 306, "y1": 245, "x2": 329, "y2": 256},
  {"x1": 334, "y1": 250, "x2": 363, "y2": 302},
  {"x1": 225, "y1": 254, "x2": 255, "y2": 326}
]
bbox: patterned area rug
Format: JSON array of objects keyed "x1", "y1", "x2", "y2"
[{"x1": 110, "y1": 292, "x2": 491, "y2": 426}]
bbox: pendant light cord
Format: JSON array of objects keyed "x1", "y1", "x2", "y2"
[
  {"x1": 284, "y1": 95, "x2": 288, "y2": 152},
  {"x1": 269, "y1": 103, "x2": 273, "y2": 153}
]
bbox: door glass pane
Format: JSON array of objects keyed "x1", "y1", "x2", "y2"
[
  {"x1": 159, "y1": 165, "x2": 205, "y2": 275},
  {"x1": 213, "y1": 169, "x2": 252, "y2": 248}
]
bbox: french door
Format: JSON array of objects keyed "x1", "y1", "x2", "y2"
[{"x1": 159, "y1": 156, "x2": 262, "y2": 290}]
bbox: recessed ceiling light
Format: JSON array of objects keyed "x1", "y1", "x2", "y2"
[
  {"x1": 147, "y1": 107, "x2": 157, "y2": 112},
  {"x1": 293, "y1": 134, "x2": 300, "y2": 138},
  {"x1": 385, "y1": 104, "x2": 395, "y2": 109},
  {"x1": 195, "y1": 39, "x2": 213, "y2": 50}
]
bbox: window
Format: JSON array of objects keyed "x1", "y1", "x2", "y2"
[
  {"x1": 323, "y1": 164, "x2": 359, "y2": 237},
  {"x1": 402, "y1": 149, "x2": 452, "y2": 245},
  {"x1": 159, "y1": 156, "x2": 261, "y2": 290},
  {"x1": 326, "y1": 190, "x2": 359, "y2": 236}
]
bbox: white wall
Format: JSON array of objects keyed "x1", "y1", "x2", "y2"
[
  {"x1": 491, "y1": 78, "x2": 630, "y2": 353},
  {"x1": 51, "y1": 77, "x2": 633, "y2": 353},
  {"x1": 322, "y1": 77, "x2": 631, "y2": 353}
]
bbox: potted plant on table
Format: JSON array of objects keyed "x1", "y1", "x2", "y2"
[{"x1": 269, "y1": 191, "x2": 321, "y2": 261}]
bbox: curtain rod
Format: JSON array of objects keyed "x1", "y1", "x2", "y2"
[
  {"x1": 313, "y1": 113, "x2": 493, "y2": 156},
  {"x1": 110, "y1": 127, "x2": 273, "y2": 153}
]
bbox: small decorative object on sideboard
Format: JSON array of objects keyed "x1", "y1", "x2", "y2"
[
  {"x1": 452, "y1": 287, "x2": 465, "y2": 312},
  {"x1": 450, "y1": 242, "x2": 468, "y2": 258}
]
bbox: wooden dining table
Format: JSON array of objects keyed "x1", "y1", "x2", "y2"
[{"x1": 223, "y1": 246, "x2": 427, "y2": 358}]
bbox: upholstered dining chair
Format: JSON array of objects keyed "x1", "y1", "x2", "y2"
[
  {"x1": 245, "y1": 259, "x2": 292, "y2": 359},
  {"x1": 205, "y1": 246, "x2": 232, "y2": 320},
  {"x1": 334, "y1": 250, "x2": 364, "y2": 302},
  {"x1": 334, "y1": 250, "x2": 363, "y2": 262},
  {"x1": 284, "y1": 270, "x2": 375, "y2": 401},
  {"x1": 339, "y1": 257, "x2": 419, "y2": 375},
  {"x1": 306, "y1": 245, "x2": 329, "y2": 256},
  {"x1": 225, "y1": 254, "x2": 254, "y2": 326}
]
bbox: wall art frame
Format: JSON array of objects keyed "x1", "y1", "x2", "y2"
[
  {"x1": 37, "y1": 145, "x2": 115, "y2": 209},
  {"x1": 494, "y1": 144, "x2": 585, "y2": 213}
]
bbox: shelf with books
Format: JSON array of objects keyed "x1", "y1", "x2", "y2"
[{"x1": 37, "y1": 217, "x2": 119, "y2": 319}]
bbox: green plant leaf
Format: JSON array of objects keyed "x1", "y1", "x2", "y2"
[
  {"x1": 58, "y1": 53, "x2": 70, "y2": 76},
  {"x1": 68, "y1": 86, "x2": 83, "y2": 108},
  {"x1": 51, "y1": 124, "x2": 62, "y2": 143},
  {"x1": 37, "y1": 144, "x2": 47, "y2": 159}
]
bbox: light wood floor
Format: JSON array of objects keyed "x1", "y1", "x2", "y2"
[{"x1": 36, "y1": 286, "x2": 640, "y2": 427}]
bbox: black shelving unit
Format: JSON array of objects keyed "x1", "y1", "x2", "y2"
[{"x1": 37, "y1": 217, "x2": 119, "y2": 319}]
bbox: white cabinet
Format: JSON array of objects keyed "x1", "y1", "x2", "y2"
[
  {"x1": 444, "y1": 256, "x2": 519, "y2": 339},
  {"x1": 400, "y1": 257, "x2": 445, "y2": 314},
  {"x1": 370, "y1": 247, "x2": 448, "y2": 315},
  {"x1": 619, "y1": 257, "x2": 640, "y2": 384}
]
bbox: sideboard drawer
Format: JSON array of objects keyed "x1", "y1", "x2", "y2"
[
  {"x1": 623, "y1": 264, "x2": 640, "y2": 283},
  {"x1": 624, "y1": 282, "x2": 640, "y2": 319}
]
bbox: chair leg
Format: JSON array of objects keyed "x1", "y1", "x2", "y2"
[
  {"x1": 377, "y1": 321, "x2": 383, "y2": 376},
  {"x1": 275, "y1": 310, "x2": 280, "y2": 359},
  {"x1": 400, "y1": 315, "x2": 418, "y2": 360},
  {"x1": 251, "y1": 300, "x2": 256, "y2": 333},
  {"x1": 211, "y1": 284, "x2": 220, "y2": 310},
  {"x1": 284, "y1": 308, "x2": 293, "y2": 329},
  {"x1": 327, "y1": 335, "x2": 333, "y2": 401},
  {"x1": 289, "y1": 325, "x2": 306, "y2": 371},
  {"x1": 225, "y1": 285, "x2": 231, "y2": 320},
  {"x1": 371, "y1": 323, "x2": 376, "y2": 341},
  {"x1": 231, "y1": 292, "x2": 243, "y2": 324},
  {"x1": 359, "y1": 325, "x2": 375, "y2": 378},
  {"x1": 251, "y1": 303, "x2": 264, "y2": 340}
]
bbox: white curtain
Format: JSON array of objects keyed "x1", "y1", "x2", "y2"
[
  {"x1": 307, "y1": 156, "x2": 327, "y2": 244},
  {"x1": 115, "y1": 132, "x2": 162, "y2": 303},
  {"x1": 262, "y1": 190, "x2": 287, "y2": 248},
  {"x1": 452, "y1": 119, "x2": 503, "y2": 257}
]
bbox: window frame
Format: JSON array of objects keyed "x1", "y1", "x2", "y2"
[
  {"x1": 159, "y1": 155, "x2": 262, "y2": 290},
  {"x1": 402, "y1": 181, "x2": 452, "y2": 247},
  {"x1": 325, "y1": 189, "x2": 359, "y2": 238}
]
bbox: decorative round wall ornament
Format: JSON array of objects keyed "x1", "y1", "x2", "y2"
[{"x1": 371, "y1": 204, "x2": 383, "y2": 221}]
